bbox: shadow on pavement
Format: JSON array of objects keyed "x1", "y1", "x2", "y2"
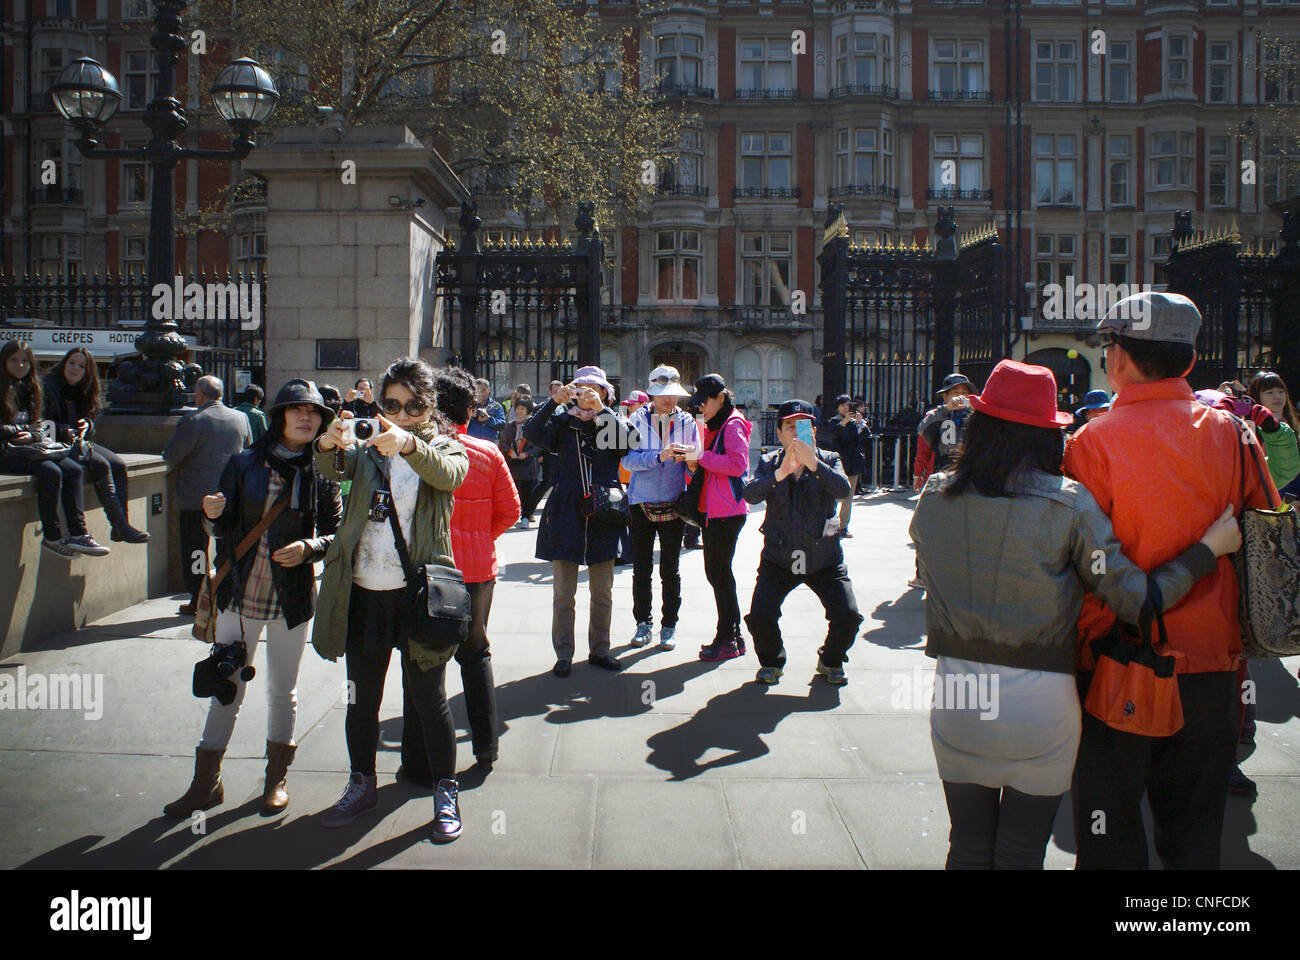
[
  {"x1": 860, "y1": 590, "x2": 926, "y2": 650},
  {"x1": 646, "y1": 679, "x2": 842, "y2": 781}
]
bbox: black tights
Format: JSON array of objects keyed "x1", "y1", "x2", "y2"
[
  {"x1": 701, "y1": 515, "x2": 745, "y2": 638},
  {"x1": 345, "y1": 645, "x2": 455, "y2": 781},
  {"x1": 0, "y1": 453, "x2": 86, "y2": 540},
  {"x1": 941, "y1": 780, "x2": 1062, "y2": 869}
]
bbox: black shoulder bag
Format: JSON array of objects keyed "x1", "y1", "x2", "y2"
[
  {"x1": 577, "y1": 428, "x2": 630, "y2": 526},
  {"x1": 373, "y1": 450, "x2": 471, "y2": 649}
]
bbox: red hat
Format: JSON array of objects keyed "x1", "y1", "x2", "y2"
[{"x1": 968, "y1": 359, "x2": 1073, "y2": 429}]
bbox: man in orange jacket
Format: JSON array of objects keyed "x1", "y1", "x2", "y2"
[{"x1": 1064, "y1": 291, "x2": 1278, "y2": 869}]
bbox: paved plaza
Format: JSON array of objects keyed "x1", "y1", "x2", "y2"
[{"x1": 1, "y1": 491, "x2": 1297, "y2": 869}]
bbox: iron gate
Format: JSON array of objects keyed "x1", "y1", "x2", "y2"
[{"x1": 433, "y1": 201, "x2": 602, "y2": 392}]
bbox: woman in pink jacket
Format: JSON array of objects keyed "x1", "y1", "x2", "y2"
[
  {"x1": 400, "y1": 366, "x2": 520, "y2": 780},
  {"x1": 683, "y1": 374, "x2": 753, "y2": 661}
]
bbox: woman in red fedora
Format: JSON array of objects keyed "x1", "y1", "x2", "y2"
[{"x1": 909, "y1": 359, "x2": 1242, "y2": 869}]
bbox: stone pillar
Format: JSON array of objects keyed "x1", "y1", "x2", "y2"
[{"x1": 241, "y1": 125, "x2": 469, "y2": 390}]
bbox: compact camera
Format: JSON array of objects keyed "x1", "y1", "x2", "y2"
[
  {"x1": 369, "y1": 489, "x2": 393, "y2": 523},
  {"x1": 353, "y1": 418, "x2": 382, "y2": 441}
]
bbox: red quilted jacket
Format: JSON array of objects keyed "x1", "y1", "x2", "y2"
[{"x1": 450, "y1": 425, "x2": 521, "y2": 583}]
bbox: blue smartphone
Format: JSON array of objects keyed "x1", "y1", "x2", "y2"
[{"x1": 795, "y1": 418, "x2": 813, "y2": 447}]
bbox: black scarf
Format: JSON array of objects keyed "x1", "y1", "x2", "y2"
[
  {"x1": 265, "y1": 440, "x2": 315, "y2": 513},
  {"x1": 705, "y1": 394, "x2": 735, "y2": 434}
]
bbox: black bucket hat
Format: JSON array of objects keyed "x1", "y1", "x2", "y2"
[{"x1": 268, "y1": 378, "x2": 335, "y2": 429}]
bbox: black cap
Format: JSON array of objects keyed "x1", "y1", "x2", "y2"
[
  {"x1": 833, "y1": 393, "x2": 852, "y2": 407},
  {"x1": 269, "y1": 377, "x2": 336, "y2": 427},
  {"x1": 935, "y1": 373, "x2": 973, "y2": 396},
  {"x1": 687, "y1": 373, "x2": 727, "y2": 408},
  {"x1": 777, "y1": 399, "x2": 816, "y2": 421}
]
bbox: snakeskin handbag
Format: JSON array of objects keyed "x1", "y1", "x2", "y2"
[{"x1": 1232, "y1": 421, "x2": 1300, "y2": 658}]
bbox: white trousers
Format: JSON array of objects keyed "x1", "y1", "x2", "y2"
[{"x1": 197, "y1": 609, "x2": 310, "y2": 751}]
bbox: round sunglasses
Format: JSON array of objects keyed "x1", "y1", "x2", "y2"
[{"x1": 380, "y1": 397, "x2": 431, "y2": 417}]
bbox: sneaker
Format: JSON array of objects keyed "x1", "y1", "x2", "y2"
[
  {"x1": 907, "y1": 575, "x2": 925, "y2": 588},
  {"x1": 631, "y1": 622, "x2": 653, "y2": 647},
  {"x1": 41, "y1": 537, "x2": 77, "y2": 559},
  {"x1": 816, "y1": 658, "x2": 848, "y2": 686},
  {"x1": 731, "y1": 629, "x2": 747, "y2": 657},
  {"x1": 659, "y1": 626, "x2": 676, "y2": 650},
  {"x1": 431, "y1": 779, "x2": 462, "y2": 843},
  {"x1": 64, "y1": 534, "x2": 110, "y2": 557},
  {"x1": 756, "y1": 666, "x2": 783, "y2": 685},
  {"x1": 515, "y1": 518, "x2": 531, "y2": 529},
  {"x1": 699, "y1": 639, "x2": 744, "y2": 662},
  {"x1": 321, "y1": 773, "x2": 378, "y2": 828},
  {"x1": 840, "y1": 529, "x2": 854, "y2": 539},
  {"x1": 1227, "y1": 766, "x2": 1257, "y2": 797}
]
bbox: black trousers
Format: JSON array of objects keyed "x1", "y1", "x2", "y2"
[
  {"x1": 701, "y1": 514, "x2": 746, "y2": 639},
  {"x1": 347, "y1": 644, "x2": 455, "y2": 782},
  {"x1": 84, "y1": 444, "x2": 130, "y2": 511},
  {"x1": 403, "y1": 579, "x2": 500, "y2": 770},
  {"x1": 1071, "y1": 670, "x2": 1237, "y2": 869},
  {"x1": 0, "y1": 453, "x2": 87, "y2": 540},
  {"x1": 629, "y1": 504, "x2": 684, "y2": 628},
  {"x1": 179, "y1": 509, "x2": 210, "y2": 604},
  {"x1": 942, "y1": 781, "x2": 1063, "y2": 869},
  {"x1": 744, "y1": 558, "x2": 863, "y2": 668}
]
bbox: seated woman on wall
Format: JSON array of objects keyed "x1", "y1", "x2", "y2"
[
  {"x1": 42, "y1": 346, "x2": 149, "y2": 543},
  {"x1": 0, "y1": 341, "x2": 108, "y2": 559}
]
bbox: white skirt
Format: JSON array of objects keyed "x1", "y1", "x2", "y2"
[{"x1": 929, "y1": 656, "x2": 1082, "y2": 796}]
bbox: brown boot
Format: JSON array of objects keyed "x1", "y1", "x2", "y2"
[
  {"x1": 261, "y1": 740, "x2": 296, "y2": 816},
  {"x1": 163, "y1": 747, "x2": 224, "y2": 818}
]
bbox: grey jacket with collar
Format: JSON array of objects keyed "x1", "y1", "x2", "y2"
[{"x1": 162, "y1": 399, "x2": 253, "y2": 510}]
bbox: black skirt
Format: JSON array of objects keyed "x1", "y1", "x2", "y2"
[{"x1": 346, "y1": 583, "x2": 415, "y2": 655}]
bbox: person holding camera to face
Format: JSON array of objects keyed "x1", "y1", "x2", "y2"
[
  {"x1": 164, "y1": 380, "x2": 342, "y2": 820},
  {"x1": 743, "y1": 400, "x2": 864, "y2": 685},
  {"x1": 344, "y1": 378, "x2": 380, "y2": 419},
  {"x1": 313, "y1": 358, "x2": 470, "y2": 842},
  {"x1": 914, "y1": 374, "x2": 975, "y2": 491},
  {"x1": 523, "y1": 365, "x2": 639, "y2": 676},
  {"x1": 467, "y1": 378, "x2": 507, "y2": 442}
]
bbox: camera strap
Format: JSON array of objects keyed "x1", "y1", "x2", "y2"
[{"x1": 368, "y1": 447, "x2": 420, "y2": 597}]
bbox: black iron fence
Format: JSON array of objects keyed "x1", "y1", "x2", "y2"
[
  {"x1": 1159, "y1": 207, "x2": 1300, "y2": 394},
  {"x1": 433, "y1": 201, "x2": 603, "y2": 393},
  {"x1": 0, "y1": 267, "x2": 267, "y2": 400}
]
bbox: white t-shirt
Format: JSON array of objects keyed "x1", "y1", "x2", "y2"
[{"x1": 352, "y1": 453, "x2": 421, "y2": 591}]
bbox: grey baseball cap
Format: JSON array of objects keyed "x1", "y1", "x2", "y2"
[{"x1": 1096, "y1": 291, "x2": 1201, "y2": 345}]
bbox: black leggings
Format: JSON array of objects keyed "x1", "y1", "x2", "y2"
[
  {"x1": 85, "y1": 444, "x2": 129, "y2": 508},
  {"x1": 941, "y1": 780, "x2": 1062, "y2": 869},
  {"x1": 0, "y1": 453, "x2": 87, "y2": 540},
  {"x1": 345, "y1": 645, "x2": 455, "y2": 781},
  {"x1": 701, "y1": 514, "x2": 746, "y2": 639}
]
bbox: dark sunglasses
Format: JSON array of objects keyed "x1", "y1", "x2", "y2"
[
  {"x1": 380, "y1": 397, "x2": 430, "y2": 417},
  {"x1": 650, "y1": 373, "x2": 682, "y2": 384}
]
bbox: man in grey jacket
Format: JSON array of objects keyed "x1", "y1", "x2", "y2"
[{"x1": 163, "y1": 375, "x2": 251, "y2": 614}]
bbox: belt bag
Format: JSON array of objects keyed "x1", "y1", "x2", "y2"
[
  {"x1": 640, "y1": 501, "x2": 679, "y2": 523},
  {"x1": 377, "y1": 454, "x2": 470, "y2": 650},
  {"x1": 1084, "y1": 576, "x2": 1184, "y2": 738},
  {"x1": 1229, "y1": 416, "x2": 1300, "y2": 658}
]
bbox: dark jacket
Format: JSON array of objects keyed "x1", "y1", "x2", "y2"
[
  {"x1": 205, "y1": 437, "x2": 342, "y2": 629},
  {"x1": 467, "y1": 399, "x2": 506, "y2": 442},
  {"x1": 162, "y1": 400, "x2": 252, "y2": 510},
  {"x1": 917, "y1": 404, "x2": 970, "y2": 472},
  {"x1": 820, "y1": 415, "x2": 871, "y2": 477},
  {"x1": 523, "y1": 398, "x2": 638, "y2": 564},
  {"x1": 499, "y1": 418, "x2": 539, "y2": 484},
  {"x1": 344, "y1": 398, "x2": 380, "y2": 419},
  {"x1": 743, "y1": 446, "x2": 852, "y2": 573},
  {"x1": 0, "y1": 381, "x2": 39, "y2": 440},
  {"x1": 42, "y1": 373, "x2": 101, "y2": 442}
]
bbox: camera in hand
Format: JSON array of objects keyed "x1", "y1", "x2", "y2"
[
  {"x1": 369, "y1": 489, "x2": 393, "y2": 523},
  {"x1": 192, "y1": 640, "x2": 255, "y2": 706},
  {"x1": 353, "y1": 418, "x2": 382, "y2": 440}
]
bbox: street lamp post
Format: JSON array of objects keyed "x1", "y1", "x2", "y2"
[{"x1": 50, "y1": 0, "x2": 278, "y2": 414}]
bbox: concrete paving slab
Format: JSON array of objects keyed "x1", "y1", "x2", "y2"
[
  {"x1": 593, "y1": 778, "x2": 738, "y2": 869},
  {"x1": 721, "y1": 779, "x2": 866, "y2": 869}
]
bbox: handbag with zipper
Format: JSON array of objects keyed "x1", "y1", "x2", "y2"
[{"x1": 577, "y1": 430, "x2": 630, "y2": 526}]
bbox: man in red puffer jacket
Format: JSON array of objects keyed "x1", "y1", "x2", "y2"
[{"x1": 401, "y1": 367, "x2": 519, "y2": 780}]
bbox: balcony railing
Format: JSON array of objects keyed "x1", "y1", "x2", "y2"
[
  {"x1": 829, "y1": 82, "x2": 899, "y2": 99},
  {"x1": 26, "y1": 90, "x2": 58, "y2": 112},
  {"x1": 736, "y1": 88, "x2": 798, "y2": 101},
  {"x1": 926, "y1": 187, "x2": 993, "y2": 200},
  {"x1": 650, "y1": 82, "x2": 717, "y2": 100},
  {"x1": 29, "y1": 186, "x2": 84, "y2": 205},
  {"x1": 732, "y1": 186, "x2": 801, "y2": 200},
  {"x1": 829, "y1": 183, "x2": 899, "y2": 200},
  {"x1": 928, "y1": 89, "x2": 993, "y2": 102},
  {"x1": 657, "y1": 183, "x2": 711, "y2": 198},
  {"x1": 729, "y1": 305, "x2": 819, "y2": 329}
]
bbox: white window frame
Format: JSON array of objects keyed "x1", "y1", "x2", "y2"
[
  {"x1": 734, "y1": 344, "x2": 797, "y2": 410},
  {"x1": 1165, "y1": 35, "x2": 1191, "y2": 92},
  {"x1": 1208, "y1": 136, "x2": 1232, "y2": 207},
  {"x1": 1207, "y1": 40, "x2": 1233, "y2": 103},
  {"x1": 834, "y1": 32, "x2": 892, "y2": 91},
  {"x1": 1034, "y1": 39, "x2": 1078, "y2": 102},
  {"x1": 1150, "y1": 131, "x2": 1194, "y2": 188},
  {"x1": 739, "y1": 38, "x2": 794, "y2": 95},
  {"x1": 931, "y1": 39, "x2": 985, "y2": 96},
  {"x1": 1034, "y1": 233, "x2": 1077, "y2": 296},
  {"x1": 655, "y1": 33, "x2": 704, "y2": 91},
  {"x1": 1108, "y1": 135, "x2": 1131, "y2": 206},
  {"x1": 1107, "y1": 40, "x2": 1131, "y2": 103},
  {"x1": 932, "y1": 133, "x2": 984, "y2": 192},
  {"x1": 739, "y1": 131, "x2": 792, "y2": 190},
  {"x1": 1034, "y1": 133, "x2": 1077, "y2": 207},
  {"x1": 1108, "y1": 235, "x2": 1129, "y2": 285},
  {"x1": 740, "y1": 232, "x2": 793, "y2": 307},
  {"x1": 655, "y1": 230, "x2": 701, "y2": 303}
]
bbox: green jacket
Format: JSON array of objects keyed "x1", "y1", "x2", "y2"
[
  {"x1": 310, "y1": 425, "x2": 469, "y2": 669},
  {"x1": 1260, "y1": 421, "x2": 1300, "y2": 492},
  {"x1": 236, "y1": 402, "x2": 269, "y2": 442}
]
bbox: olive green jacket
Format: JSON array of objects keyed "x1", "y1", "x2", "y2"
[{"x1": 310, "y1": 426, "x2": 469, "y2": 669}]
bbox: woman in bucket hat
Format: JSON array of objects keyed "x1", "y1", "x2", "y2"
[
  {"x1": 524, "y1": 364, "x2": 639, "y2": 676},
  {"x1": 164, "y1": 378, "x2": 343, "y2": 820},
  {"x1": 909, "y1": 359, "x2": 1241, "y2": 869}
]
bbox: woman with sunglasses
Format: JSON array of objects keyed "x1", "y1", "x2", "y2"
[
  {"x1": 312, "y1": 358, "x2": 470, "y2": 842},
  {"x1": 43, "y1": 346, "x2": 149, "y2": 543}
]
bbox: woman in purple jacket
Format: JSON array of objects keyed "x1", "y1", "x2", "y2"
[{"x1": 683, "y1": 374, "x2": 753, "y2": 661}]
